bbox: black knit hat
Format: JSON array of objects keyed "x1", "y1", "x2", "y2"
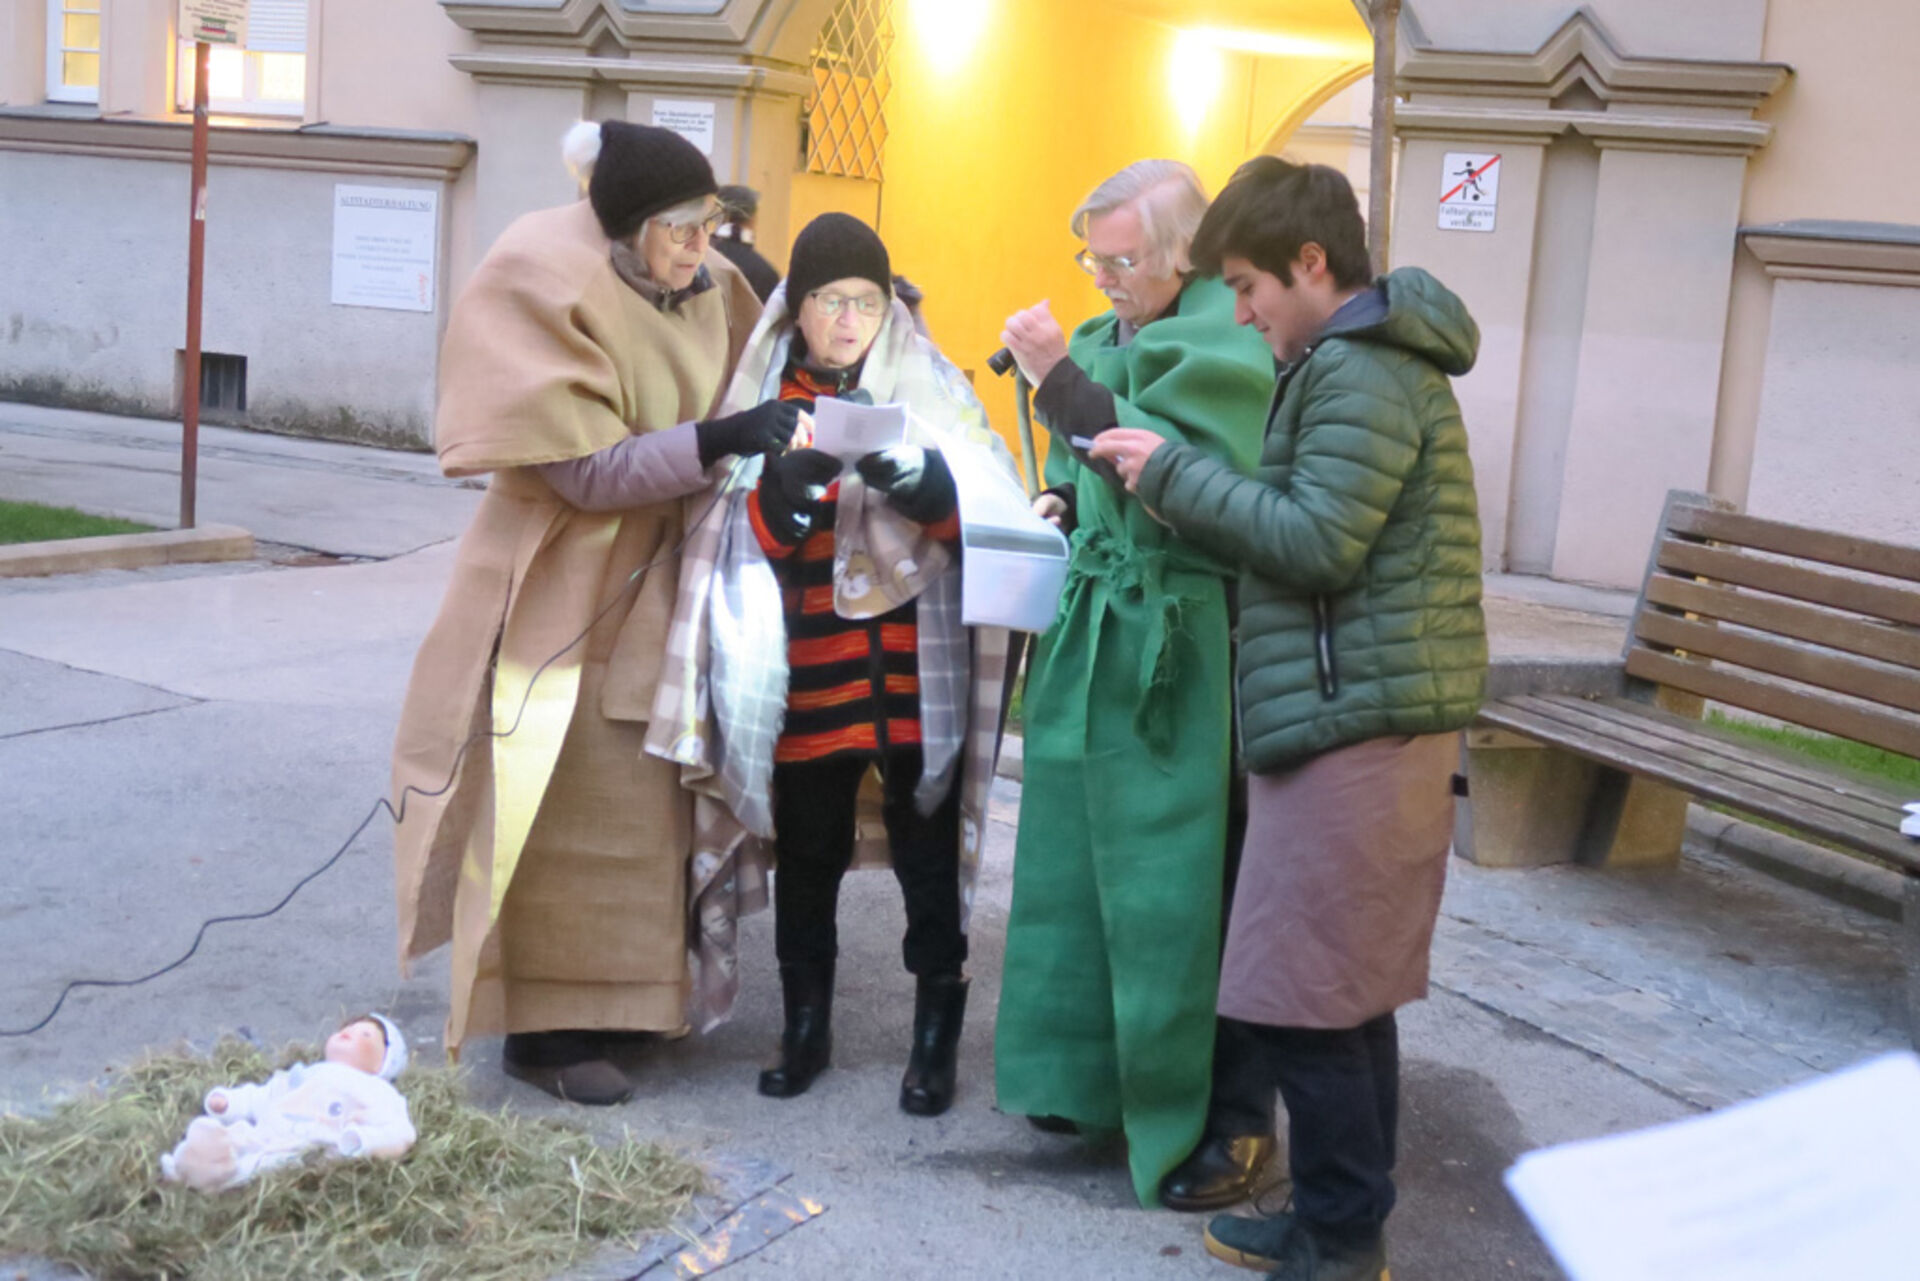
[
  {"x1": 584, "y1": 121, "x2": 717, "y2": 241},
  {"x1": 787, "y1": 213, "x2": 892, "y2": 306}
]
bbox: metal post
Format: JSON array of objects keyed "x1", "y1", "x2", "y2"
[
  {"x1": 180, "y1": 39, "x2": 210, "y2": 530},
  {"x1": 1368, "y1": 0, "x2": 1402, "y2": 278},
  {"x1": 1013, "y1": 370, "x2": 1040, "y2": 498}
]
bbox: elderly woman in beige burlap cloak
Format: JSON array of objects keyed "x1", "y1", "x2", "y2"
[
  {"x1": 389, "y1": 120, "x2": 790, "y2": 1106},
  {"x1": 645, "y1": 217, "x2": 1024, "y2": 1118}
]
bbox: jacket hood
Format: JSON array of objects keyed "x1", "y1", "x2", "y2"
[{"x1": 1324, "y1": 267, "x2": 1478, "y2": 377}]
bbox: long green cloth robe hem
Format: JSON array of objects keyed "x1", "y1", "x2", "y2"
[{"x1": 993, "y1": 278, "x2": 1273, "y2": 1207}]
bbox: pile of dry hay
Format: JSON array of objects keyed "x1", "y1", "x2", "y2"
[{"x1": 0, "y1": 1037, "x2": 704, "y2": 1280}]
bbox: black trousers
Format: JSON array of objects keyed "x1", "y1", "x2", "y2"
[
  {"x1": 1208, "y1": 1012, "x2": 1400, "y2": 1248},
  {"x1": 772, "y1": 746, "x2": 967, "y2": 976}
]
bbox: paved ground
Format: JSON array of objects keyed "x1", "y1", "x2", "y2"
[{"x1": 1, "y1": 406, "x2": 1907, "y2": 1279}]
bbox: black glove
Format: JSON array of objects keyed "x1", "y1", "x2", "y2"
[
  {"x1": 855, "y1": 445, "x2": 956, "y2": 525},
  {"x1": 696, "y1": 399, "x2": 802, "y2": 468},
  {"x1": 756, "y1": 448, "x2": 841, "y2": 544}
]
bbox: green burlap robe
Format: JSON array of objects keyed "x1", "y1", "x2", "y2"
[{"x1": 994, "y1": 277, "x2": 1273, "y2": 1206}]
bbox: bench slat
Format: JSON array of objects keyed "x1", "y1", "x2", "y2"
[
  {"x1": 1479, "y1": 701, "x2": 1920, "y2": 870},
  {"x1": 1657, "y1": 540, "x2": 1920, "y2": 629},
  {"x1": 1633, "y1": 610, "x2": 1920, "y2": 715},
  {"x1": 1502, "y1": 693, "x2": 1905, "y2": 827},
  {"x1": 1668, "y1": 503, "x2": 1920, "y2": 585},
  {"x1": 1624, "y1": 648, "x2": 1920, "y2": 759},
  {"x1": 1644, "y1": 576, "x2": 1920, "y2": 672}
]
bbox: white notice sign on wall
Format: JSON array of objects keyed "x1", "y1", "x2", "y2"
[
  {"x1": 177, "y1": 0, "x2": 248, "y2": 45},
  {"x1": 331, "y1": 186, "x2": 439, "y2": 313},
  {"x1": 651, "y1": 99, "x2": 717, "y2": 156},
  {"x1": 1438, "y1": 152, "x2": 1501, "y2": 232}
]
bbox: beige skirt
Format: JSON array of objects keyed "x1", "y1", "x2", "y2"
[{"x1": 1218, "y1": 732, "x2": 1460, "y2": 1029}]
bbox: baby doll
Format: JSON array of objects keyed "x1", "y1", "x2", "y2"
[{"x1": 160, "y1": 1013, "x2": 415, "y2": 1192}]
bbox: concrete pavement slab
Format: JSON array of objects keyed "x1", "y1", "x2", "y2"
[
  {"x1": 0, "y1": 649, "x2": 195, "y2": 738},
  {"x1": 0, "y1": 543, "x2": 454, "y2": 705},
  {"x1": 0, "y1": 402, "x2": 478, "y2": 557}
]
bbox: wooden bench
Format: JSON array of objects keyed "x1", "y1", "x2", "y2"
[{"x1": 1457, "y1": 490, "x2": 1920, "y2": 1031}]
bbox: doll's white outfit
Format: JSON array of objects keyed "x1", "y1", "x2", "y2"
[{"x1": 161, "y1": 1014, "x2": 414, "y2": 1191}]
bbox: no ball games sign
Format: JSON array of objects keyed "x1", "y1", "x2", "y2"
[
  {"x1": 178, "y1": 0, "x2": 248, "y2": 45},
  {"x1": 1438, "y1": 153, "x2": 1500, "y2": 233}
]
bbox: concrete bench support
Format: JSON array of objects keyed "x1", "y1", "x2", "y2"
[{"x1": 1456, "y1": 727, "x2": 1692, "y2": 870}]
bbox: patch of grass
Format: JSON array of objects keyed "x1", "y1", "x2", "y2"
[
  {"x1": 1706, "y1": 710, "x2": 1920, "y2": 790},
  {"x1": 0, "y1": 499, "x2": 153, "y2": 545},
  {"x1": 0, "y1": 1038, "x2": 704, "y2": 1281}
]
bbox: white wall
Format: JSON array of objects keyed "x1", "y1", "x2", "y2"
[
  {"x1": 1744, "y1": 278, "x2": 1920, "y2": 544},
  {"x1": 0, "y1": 150, "x2": 447, "y2": 447}
]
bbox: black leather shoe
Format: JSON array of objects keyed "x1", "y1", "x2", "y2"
[
  {"x1": 1159, "y1": 1134, "x2": 1278, "y2": 1211},
  {"x1": 1027, "y1": 1114, "x2": 1080, "y2": 1135},
  {"x1": 900, "y1": 973, "x2": 969, "y2": 1116},
  {"x1": 758, "y1": 961, "x2": 834, "y2": 1098}
]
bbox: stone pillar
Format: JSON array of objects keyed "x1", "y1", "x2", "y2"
[{"x1": 1392, "y1": 6, "x2": 1786, "y2": 587}]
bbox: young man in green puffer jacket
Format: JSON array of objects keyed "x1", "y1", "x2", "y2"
[{"x1": 1092, "y1": 157, "x2": 1488, "y2": 1281}]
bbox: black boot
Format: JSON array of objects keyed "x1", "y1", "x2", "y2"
[
  {"x1": 758, "y1": 961, "x2": 834, "y2": 1098},
  {"x1": 899, "y1": 972, "x2": 969, "y2": 1116}
]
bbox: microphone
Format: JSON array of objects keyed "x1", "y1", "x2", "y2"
[
  {"x1": 841, "y1": 387, "x2": 874, "y2": 406},
  {"x1": 987, "y1": 347, "x2": 1016, "y2": 377}
]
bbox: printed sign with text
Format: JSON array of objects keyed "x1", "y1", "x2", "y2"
[
  {"x1": 651, "y1": 99, "x2": 717, "y2": 156},
  {"x1": 178, "y1": 0, "x2": 248, "y2": 45},
  {"x1": 331, "y1": 186, "x2": 439, "y2": 314},
  {"x1": 1438, "y1": 153, "x2": 1501, "y2": 233}
]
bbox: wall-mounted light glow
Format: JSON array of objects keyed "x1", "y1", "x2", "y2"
[
  {"x1": 1169, "y1": 30, "x2": 1225, "y2": 134},
  {"x1": 1185, "y1": 26, "x2": 1369, "y2": 61},
  {"x1": 908, "y1": 0, "x2": 992, "y2": 77}
]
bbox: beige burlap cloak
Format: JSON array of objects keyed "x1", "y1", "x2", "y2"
[{"x1": 390, "y1": 200, "x2": 759, "y2": 1056}]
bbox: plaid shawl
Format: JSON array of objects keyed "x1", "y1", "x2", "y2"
[{"x1": 645, "y1": 285, "x2": 1018, "y2": 1030}]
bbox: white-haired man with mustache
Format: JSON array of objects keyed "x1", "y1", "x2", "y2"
[{"x1": 993, "y1": 159, "x2": 1276, "y2": 1209}]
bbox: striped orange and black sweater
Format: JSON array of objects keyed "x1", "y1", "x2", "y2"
[{"x1": 748, "y1": 360, "x2": 960, "y2": 764}]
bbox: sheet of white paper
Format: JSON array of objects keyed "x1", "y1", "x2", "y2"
[
  {"x1": 1504, "y1": 1051, "x2": 1920, "y2": 1281},
  {"x1": 809, "y1": 398, "x2": 908, "y2": 473}
]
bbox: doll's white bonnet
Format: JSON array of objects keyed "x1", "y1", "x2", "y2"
[{"x1": 365, "y1": 1012, "x2": 408, "y2": 1080}]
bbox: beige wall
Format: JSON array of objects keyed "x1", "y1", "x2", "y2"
[
  {"x1": 2, "y1": 2, "x2": 43, "y2": 107},
  {"x1": 315, "y1": 0, "x2": 479, "y2": 134},
  {"x1": 1744, "y1": 4, "x2": 1920, "y2": 227}
]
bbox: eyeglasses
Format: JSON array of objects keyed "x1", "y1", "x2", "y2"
[
  {"x1": 658, "y1": 207, "x2": 727, "y2": 244},
  {"x1": 808, "y1": 290, "x2": 888, "y2": 319},
  {"x1": 1074, "y1": 249, "x2": 1140, "y2": 278}
]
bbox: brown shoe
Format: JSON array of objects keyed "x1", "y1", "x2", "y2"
[
  {"x1": 502, "y1": 1031, "x2": 633, "y2": 1106},
  {"x1": 1159, "y1": 1134, "x2": 1278, "y2": 1211}
]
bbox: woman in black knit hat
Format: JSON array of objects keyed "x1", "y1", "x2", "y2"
[
  {"x1": 392, "y1": 119, "x2": 795, "y2": 1108},
  {"x1": 664, "y1": 213, "x2": 1024, "y2": 1117}
]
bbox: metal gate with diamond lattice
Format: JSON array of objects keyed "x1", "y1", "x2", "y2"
[{"x1": 805, "y1": 0, "x2": 895, "y2": 181}]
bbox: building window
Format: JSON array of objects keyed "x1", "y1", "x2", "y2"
[
  {"x1": 175, "y1": 0, "x2": 308, "y2": 118},
  {"x1": 805, "y1": 0, "x2": 894, "y2": 181},
  {"x1": 46, "y1": 0, "x2": 101, "y2": 105}
]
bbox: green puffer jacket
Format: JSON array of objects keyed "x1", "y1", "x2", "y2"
[{"x1": 1136, "y1": 266, "x2": 1488, "y2": 772}]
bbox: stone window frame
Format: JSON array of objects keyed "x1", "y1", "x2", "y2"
[
  {"x1": 45, "y1": 0, "x2": 101, "y2": 105},
  {"x1": 171, "y1": 0, "x2": 310, "y2": 119}
]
